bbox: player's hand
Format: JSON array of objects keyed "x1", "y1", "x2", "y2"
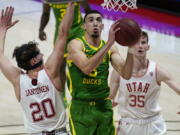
[
  {"x1": 107, "y1": 21, "x2": 120, "y2": 46},
  {"x1": 39, "y1": 31, "x2": 47, "y2": 41},
  {"x1": 0, "y1": 7, "x2": 19, "y2": 31}
]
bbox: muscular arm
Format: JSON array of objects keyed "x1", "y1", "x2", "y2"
[
  {"x1": 45, "y1": 2, "x2": 74, "y2": 86},
  {"x1": 111, "y1": 46, "x2": 133, "y2": 80},
  {"x1": 0, "y1": 30, "x2": 20, "y2": 85},
  {"x1": 39, "y1": 3, "x2": 50, "y2": 40},
  {"x1": 67, "y1": 21, "x2": 120, "y2": 75},
  {"x1": 157, "y1": 65, "x2": 180, "y2": 95},
  {"x1": 0, "y1": 7, "x2": 20, "y2": 99},
  {"x1": 80, "y1": 0, "x2": 91, "y2": 12},
  {"x1": 67, "y1": 39, "x2": 112, "y2": 74},
  {"x1": 109, "y1": 69, "x2": 120, "y2": 99}
]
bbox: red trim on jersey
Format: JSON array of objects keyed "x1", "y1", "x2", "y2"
[
  {"x1": 18, "y1": 71, "x2": 26, "y2": 102},
  {"x1": 155, "y1": 64, "x2": 161, "y2": 86},
  {"x1": 44, "y1": 68, "x2": 61, "y2": 91}
]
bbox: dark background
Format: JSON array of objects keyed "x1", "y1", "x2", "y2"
[{"x1": 137, "y1": 0, "x2": 180, "y2": 16}]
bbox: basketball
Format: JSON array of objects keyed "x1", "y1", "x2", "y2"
[{"x1": 115, "y1": 18, "x2": 141, "y2": 46}]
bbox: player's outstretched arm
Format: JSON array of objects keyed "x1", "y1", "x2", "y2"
[
  {"x1": 67, "y1": 21, "x2": 120, "y2": 75},
  {"x1": 45, "y1": 2, "x2": 74, "y2": 80},
  {"x1": 109, "y1": 69, "x2": 120, "y2": 99},
  {"x1": 110, "y1": 45, "x2": 134, "y2": 80},
  {"x1": 157, "y1": 65, "x2": 180, "y2": 95},
  {"x1": 39, "y1": 3, "x2": 50, "y2": 41},
  {"x1": 121, "y1": 47, "x2": 134, "y2": 79},
  {"x1": 0, "y1": 7, "x2": 20, "y2": 85}
]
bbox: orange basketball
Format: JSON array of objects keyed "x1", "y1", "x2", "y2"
[{"x1": 115, "y1": 18, "x2": 141, "y2": 46}]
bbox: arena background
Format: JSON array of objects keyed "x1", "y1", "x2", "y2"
[{"x1": 0, "y1": 0, "x2": 179, "y2": 134}]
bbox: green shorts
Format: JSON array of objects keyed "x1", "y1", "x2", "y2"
[{"x1": 69, "y1": 99, "x2": 116, "y2": 135}]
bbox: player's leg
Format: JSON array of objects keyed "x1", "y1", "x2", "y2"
[
  {"x1": 149, "y1": 116, "x2": 167, "y2": 135},
  {"x1": 69, "y1": 101, "x2": 97, "y2": 135},
  {"x1": 96, "y1": 100, "x2": 116, "y2": 135},
  {"x1": 117, "y1": 121, "x2": 146, "y2": 135},
  {"x1": 117, "y1": 115, "x2": 166, "y2": 135}
]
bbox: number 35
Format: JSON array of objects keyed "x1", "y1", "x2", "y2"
[{"x1": 129, "y1": 95, "x2": 145, "y2": 108}]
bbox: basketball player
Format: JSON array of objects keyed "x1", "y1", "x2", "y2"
[
  {"x1": 0, "y1": 3, "x2": 74, "y2": 134},
  {"x1": 39, "y1": 0, "x2": 90, "y2": 93},
  {"x1": 66, "y1": 10, "x2": 134, "y2": 135},
  {"x1": 110, "y1": 31, "x2": 180, "y2": 135}
]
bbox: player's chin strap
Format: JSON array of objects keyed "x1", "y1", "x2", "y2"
[{"x1": 26, "y1": 53, "x2": 43, "y2": 70}]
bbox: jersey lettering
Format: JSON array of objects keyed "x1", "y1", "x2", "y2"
[
  {"x1": 83, "y1": 78, "x2": 101, "y2": 85},
  {"x1": 126, "y1": 82, "x2": 150, "y2": 93}
]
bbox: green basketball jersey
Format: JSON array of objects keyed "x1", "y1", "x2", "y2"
[
  {"x1": 49, "y1": 3, "x2": 84, "y2": 42},
  {"x1": 67, "y1": 36, "x2": 111, "y2": 101}
]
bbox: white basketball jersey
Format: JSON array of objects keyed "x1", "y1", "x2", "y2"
[
  {"x1": 118, "y1": 60, "x2": 161, "y2": 119},
  {"x1": 19, "y1": 69, "x2": 66, "y2": 133}
]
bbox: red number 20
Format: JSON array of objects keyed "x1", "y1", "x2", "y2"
[
  {"x1": 129, "y1": 95, "x2": 145, "y2": 108},
  {"x1": 30, "y1": 98, "x2": 56, "y2": 122}
]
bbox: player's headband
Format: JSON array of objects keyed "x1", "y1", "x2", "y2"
[{"x1": 27, "y1": 53, "x2": 43, "y2": 70}]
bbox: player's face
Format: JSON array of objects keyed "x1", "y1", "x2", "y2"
[
  {"x1": 29, "y1": 47, "x2": 44, "y2": 69},
  {"x1": 133, "y1": 36, "x2": 149, "y2": 57},
  {"x1": 84, "y1": 13, "x2": 104, "y2": 38}
]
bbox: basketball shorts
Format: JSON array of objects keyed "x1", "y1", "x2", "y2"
[
  {"x1": 30, "y1": 128, "x2": 69, "y2": 135},
  {"x1": 69, "y1": 99, "x2": 116, "y2": 135},
  {"x1": 117, "y1": 115, "x2": 167, "y2": 135}
]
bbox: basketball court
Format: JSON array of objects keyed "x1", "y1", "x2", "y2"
[{"x1": 0, "y1": 0, "x2": 179, "y2": 134}]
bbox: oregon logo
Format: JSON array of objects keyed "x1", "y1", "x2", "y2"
[{"x1": 88, "y1": 69, "x2": 97, "y2": 77}]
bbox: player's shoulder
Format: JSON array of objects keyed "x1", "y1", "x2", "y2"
[
  {"x1": 69, "y1": 38, "x2": 83, "y2": 45},
  {"x1": 68, "y1": 38, "x2": 84, "y2": 50}
]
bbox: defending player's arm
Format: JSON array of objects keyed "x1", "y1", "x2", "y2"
[
  {"x1": 80, "y1": 0, "x2": 91, "y2": 12},
  {"x1": 0, "y1": 7, "x2": 20, "y2": 85},
  {"x1": 39, "y1": 3, "x2": 50, "y2": 41},
  {"x1": 0, "y1": 7, "x2": 20, "y2": 100},
  {"x1": 157, "y1": 65, "x2": 180, "y2": 95},
  {"x1": 110, "y1": 46, "x2": 134, "y2": 80},
  {"x1": 67, "y1": 21, "x2": 120, "y2": 75},
  {"x1": 109, "y1": 69, "x2": 120, "y2": 99},
  {"x1": 45, "y1": 2, "x2": 74, "y2": 83}
]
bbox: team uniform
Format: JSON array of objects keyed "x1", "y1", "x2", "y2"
[
  {"x1": 67, "y1": 36, "x2": 115, "y2": 135},
  {"x1": 49, "y1": 3, "x2": 84, "y2": 46},
  {"x1": 117, "y1": 60, "x2": 166, "y2": 135},
  {"x1": 19, "y1": 69, "x2": 67, "y2": 135}
]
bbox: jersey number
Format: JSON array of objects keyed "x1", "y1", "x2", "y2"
[
  {"x1": 30, "y1": 98, "x2": 56, "y2": 122},
  {"x1": 59, "y1": 8, "x2": 66, "y2": 20},
  {"x1": 129, "y1": 95, "x2": 145, "y2": 108}
]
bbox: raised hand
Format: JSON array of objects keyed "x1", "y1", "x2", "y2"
[
  {"x1": 0, "y1": 6, "x2": 19, "y2": 31},
  {"x1": 107, "y1": 21, "x2": 120, "y2": 46},
  {"x1": 39, "y1": 31, "x2": 47, "y2": 41}
]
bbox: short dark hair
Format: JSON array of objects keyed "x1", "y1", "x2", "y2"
[
  {"x1": 12, "y1": 41, "x2": 40, "y2": 71},
  {"x1": 141, "y1": 31, "x2": 149, "y2": 43},
  {"x1": 84, "y1": 10, "x2": 103, "y2": 22}
]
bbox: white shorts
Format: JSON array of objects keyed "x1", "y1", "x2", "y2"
[
  {"x1": 29, "y1": 128, "x2": 69, "y2": 135},
  {"x1": 117, "y1": 115, "x2": 167, "y2": 135}
]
